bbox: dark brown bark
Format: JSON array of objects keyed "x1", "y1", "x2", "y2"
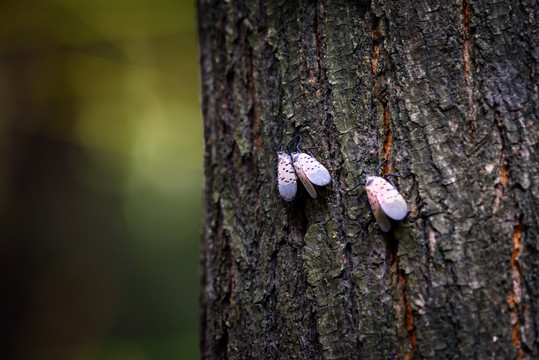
[{"x1": 198, "y1": 0, "x2": 538, "y2": 359}]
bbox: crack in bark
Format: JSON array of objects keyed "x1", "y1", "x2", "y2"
[
  {"x1": 314, "y1": 4, "x2": 323, "y2": 90},
  {"x1": 244, "y1": 39, "x2": 264, "y2": 243},
  {"x1": 371, "y1": 43, "x2": 379, "y2": 75},
  {"x1": 247, "y1": 45, "x2": 261, "y2": 157},
  {"x1": 508, "y1": 217, "x2": 525, "y2": 359},
  {"x1": 371, "y1": 21, "x2": 392, "y2": 171},
  {"x1": 382, "y1": 105, "x2": 392, "y2": 170},
  {"x1": 461, "y1": 0, "x2": 476, "y2": 144},
  {"x1": 493, "y1": 122, "x2": 508, "y2": 214},
  {"x1": 219, "y1": 229, "x2": 235, "y2": 358},
  {"x1": 392, "y1": 245, "x2": 417, "y2": 360},
  {"x1": 372, "y1": 10, "x2": 414, "y2": 357}
]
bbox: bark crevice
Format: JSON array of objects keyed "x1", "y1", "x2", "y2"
[
  {"x1": 509, "y1": 216, "x2": 525, "y2": 358},
  {"x1": 460, "y1": 0, "x2": 476, "y2": 144}
]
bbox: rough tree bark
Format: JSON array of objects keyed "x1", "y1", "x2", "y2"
[{"x1": 198, "y1": 1, "x2": 538, "y2": 359}]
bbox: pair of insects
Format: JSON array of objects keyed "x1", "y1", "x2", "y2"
[
  {"x1": 277, "y1": 135, "x2": 332, "y2": 201},
  {"x1": 277, "y1": 136, "x2": 408, "y2": 232}
]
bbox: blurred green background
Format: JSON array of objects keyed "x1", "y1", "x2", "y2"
[{"x1": 0, "y1": 0, "x2": 201, "y2": 359}]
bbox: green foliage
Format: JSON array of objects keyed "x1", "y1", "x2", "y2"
[{"x1": 0, "y1": 0, "x2": 201, "y2": 358}]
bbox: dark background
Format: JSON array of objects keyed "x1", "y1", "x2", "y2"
[{"x1": 0, "y1": 1, "x2": 201, "y2": 358}]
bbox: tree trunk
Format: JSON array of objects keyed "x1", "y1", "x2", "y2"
[{"x1": 197, "y1": 0, "x2": 538, "y2": 359}]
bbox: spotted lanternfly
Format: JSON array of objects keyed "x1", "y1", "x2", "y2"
[
  {"x1": 352, "y1": 158, "x2": 408, "y2": 232},
  {"x1": 290, "y1": 136, "x2": 331, "y2": 199},
  {"x1": 277, "y1": 147, "x2": 297, "y2": 201}
]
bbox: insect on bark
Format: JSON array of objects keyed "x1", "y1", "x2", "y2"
[{"x1": 351, "y1": 158, "x2": 408, "y2": 232}]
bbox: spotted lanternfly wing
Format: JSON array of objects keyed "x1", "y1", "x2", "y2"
[
  {"x1": 365, "y1": 176, "x2": 392, "y2": 232},
  {"x1": 366, "y1": 174, "x2": 408, "y2": 230},
  {"x1": 374, "y1": 177, "x2": 408, "y2": 220},
  {"x1": 277, "y1": 151, "x2": 297, "y2": 201},
  {"x1": 291, "y1": 152, "x2": 317, "y2": 198},
  {"x1": 294, "y1": 153, "x2": 331, "y2": 186}
]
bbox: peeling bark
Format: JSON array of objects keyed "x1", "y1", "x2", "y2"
[{"x1": 198, "y1": 0, "x2": 539, "y2": 359}]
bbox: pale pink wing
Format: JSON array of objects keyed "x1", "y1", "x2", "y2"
[
  {"x1": 292, "y1": 153, "x2": 317, "y2": 198},
  {"x1": 296, "y1": 153, "x2": 331, "y2": 186},
  {"x1": 366, "y1": 183, "x2": 391, "y2": 232},
  {"x1": 277, "y1": 152, "x2": 297, "y2": 201},
  {"x1": 371, "y1": 177, "x2": 408, "y2": 220}
]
